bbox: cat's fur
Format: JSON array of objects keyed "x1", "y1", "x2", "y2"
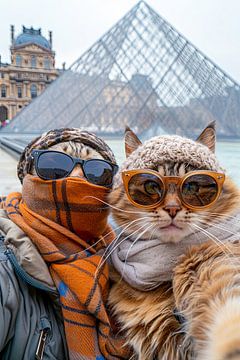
[
  {"x1": 49, "y1": 141, "x2": 104, "y2": 160},
  {"x1": 108, "y1": 124, "x2": 240, "y2": 359}
]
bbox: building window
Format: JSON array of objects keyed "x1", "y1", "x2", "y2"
[
  {"x1": 0, "y1": 72, "x2": 4, "y2": 79},
  {"x1": 1, "y1": 84, "x2": 6, "y2": 98},
  {"x1": 16, "y1": 54, "x2": 22, "y2": 67},
  {"x1": 0, "y1": 106, "x2": 8, "y2": 124},
  {"x1": 17, "y1": 86, "x2": 22, "y2": 98},
  {"x1": 44, "y1": 57, "x2": 50, "y2": 69},
  {"x1": 31, "y1": 55, "x2": 36, "y2": 68},
  {"x1": 30, "y1": 84, "x2": 37, "y2": 98}
]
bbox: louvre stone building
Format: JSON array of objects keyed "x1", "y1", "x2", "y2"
[
  {"x1": 1, "y1": 2, "x2": 240, "y2": 138},
  {"x1": 0, "y1": 26, "x2": 59, "y2": 124}
]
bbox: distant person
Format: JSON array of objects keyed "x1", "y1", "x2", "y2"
[{"x1": 0, "y1": 128, "x2": 130, "y2": 359}]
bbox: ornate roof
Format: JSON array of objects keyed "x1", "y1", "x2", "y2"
[{"x1": 14, "y1": 26, "x2": 51, "y2": 50}]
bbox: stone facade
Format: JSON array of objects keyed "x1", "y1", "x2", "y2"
[{"x1": 0, "y1": 26, "x2": 60, "y2": 124}]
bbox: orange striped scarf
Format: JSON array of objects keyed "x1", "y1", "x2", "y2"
[{"x1": 4, "y1": 175, "x2": 131, "y2": 359}]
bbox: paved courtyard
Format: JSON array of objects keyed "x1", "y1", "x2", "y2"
[{"x1": 0, "y1": 149, "x2": 22, "y2": 195}]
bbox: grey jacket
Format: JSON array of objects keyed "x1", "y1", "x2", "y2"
[{"x1": 0, "y1": 209, "x2": 69, "y2": 360}]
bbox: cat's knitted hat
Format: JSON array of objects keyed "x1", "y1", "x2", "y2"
[
  {"x1": 17, "y1": 127, "x2": 116, "y2": 183},
  {"x1": 114, "y1": 134, "x2": 222, "y2": 187}
]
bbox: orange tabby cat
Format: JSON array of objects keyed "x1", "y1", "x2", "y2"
[{"x1": 108, "y1": 124, "x2": 240, "y2": 359}]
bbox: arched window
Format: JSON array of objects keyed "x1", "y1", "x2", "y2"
[
  {"x1": 17, "y1": 86, "x2": 22, "y2": 98},
  {"x1": 44, "y1": 57, "x2": 50, "y2": 69},
  {"x1": 30, "y1": 84, "x2": 37, "y2": 98},
  {"x1": 16, "y1": 54, "x2": 22, "y2": 67},
  {"x1": 1, "y1": 85, "x2": 6, "y2": 98},
  {"x1": 31, "y1": 55, "x2": 36, "y2": 68},
  {"x1": 0, "y1": 106, "x2": 8, "y2": 124}
]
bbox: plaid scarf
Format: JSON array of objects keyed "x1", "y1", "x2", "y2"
[{"x1": 4, "y1": 175, "x2": 131, "y2": 359}]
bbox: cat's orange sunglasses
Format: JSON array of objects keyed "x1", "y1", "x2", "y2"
[{"x1": 122, "y1": 169, "x2": 225, "y2": 210}]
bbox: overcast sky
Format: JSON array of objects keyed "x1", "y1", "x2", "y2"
[{"x1": 1, "y1": 0, "x2": 240, "y2": 82}]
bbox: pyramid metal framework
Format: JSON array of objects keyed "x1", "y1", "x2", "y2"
[{"x1": 2, "y1": 1, "x2": 240, "y2": 137}]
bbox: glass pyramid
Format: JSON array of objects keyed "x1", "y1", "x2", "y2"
[{"x1": 2, "y1": 1, "x2": 240, "y2": 138}]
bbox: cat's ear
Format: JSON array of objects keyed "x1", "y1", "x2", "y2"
[
  {"x1": 196, "y1": 121, "x2": 216, "y2": 152},
  {"x1": 125, "y1": 126, "x2": 142, "y2": 157}
]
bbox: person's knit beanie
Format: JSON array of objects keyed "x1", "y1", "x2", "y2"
[
  {"x1": 18, "y1": 127, "x2": 116, "y2": 183},
  {"x1": 114, "y1": 134, "x2": 222, "y2": 187}
]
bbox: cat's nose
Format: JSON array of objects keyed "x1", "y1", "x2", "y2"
[
  {"x1": 163, "y1": 194, "x2": 182, "y2": 218},
  {"x1": 163, "y1": 204, "x2": 181, "y2": 218},
  {"x1": 69, "y1": 164, "x2": 85, "y2": 178}
]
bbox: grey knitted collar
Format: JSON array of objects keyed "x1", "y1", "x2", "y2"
[
  {"x1": 109, "y1": 212, "x2": 240, "y2": 291},
  {"x1": 114, "y1": 135, "x2": 221, "y2": 187}
]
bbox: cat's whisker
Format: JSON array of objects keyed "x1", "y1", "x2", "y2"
[
  {"x1": 196, "y1": 218, "x2": 238, "y2": 236},
  {"x1": 200, "y1": 212, "x2": 240, "y2": 222},
  {"x1": 107, "y1": 218, "x2": 150, "y2": 258},
  {"x1": 148, "y1": 224, "x2": 159, "y2": 241},
  {"x1": 95, "y1": 217, "x2": 151, "y2": 275},
  {"x1": 95, "y1": 217, "x2": 150, "y2": 272},
  {"x1": 191, "y1": 223, "x2": 234, "y2": 258},
  {"x1": 76, "y1": 219, "x2": 142, "y2": 258},
  {"x1": 194, "y1": 217, "x2": 238, "y2": 230},
  {"x1": 120, "y1": 223, "x2": 156, "y2": 282},
  {"x1": 190, "y1": 223, "x2": 240, "y2": 275},
  {"x1": 78, "y1": 220, "x2": 134, "y2": 255},
  {"x1": 101, "y1": 220, "x2": 133, "y2": 241},
  {"x1": 83, "y1": 195, "x2": 147, "y2": 215},
  {"x1": 189, "y1": 224, "x2": 232, "y2": 263},
  {"x1": 96, "y1": 220, "x2": 150, "y2": 276},
  {"x1": 207, "y1": 212, "x2": 238, "y2": 218}
]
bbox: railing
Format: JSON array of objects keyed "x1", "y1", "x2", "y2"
[{"x1": 0, "y1": 137, "x2": 25, "y2": 159}]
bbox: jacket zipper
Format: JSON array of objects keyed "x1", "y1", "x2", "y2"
[
  {"x1": 35, "y1": 329, "x2": 49, "y2": 360},
  {"x1": 1, "y1": 237, "x2": 69, "y2": 359},
  {"x1": 35, "y1": 317, "x2": 51, "y2": 359}
]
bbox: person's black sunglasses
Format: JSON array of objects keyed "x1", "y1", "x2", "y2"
[{"x1": 30, "y1": 150, "x2": 119, "y2": 187}]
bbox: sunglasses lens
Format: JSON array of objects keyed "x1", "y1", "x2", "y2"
[
  {"x1": 84, "y1": 160, "x2": 114, "y2": 186},
  {"x1": 127, "y1": 173, "x2": 164, "y2": 206},
  {"x1": 182, "y1": 174, "x2": 218, "y2": 207},
  {"x1": 37, "y1": 152, "x2": 73, "y2": 179}
]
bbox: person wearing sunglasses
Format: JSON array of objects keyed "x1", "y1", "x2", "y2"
[{"x1": 0, "y1": 128, "x2": 131, "y2": 360}]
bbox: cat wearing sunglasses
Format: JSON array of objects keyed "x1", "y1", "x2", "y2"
[{"x1": 108, "y1": 124, "x2": 240, "y2": 359}]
